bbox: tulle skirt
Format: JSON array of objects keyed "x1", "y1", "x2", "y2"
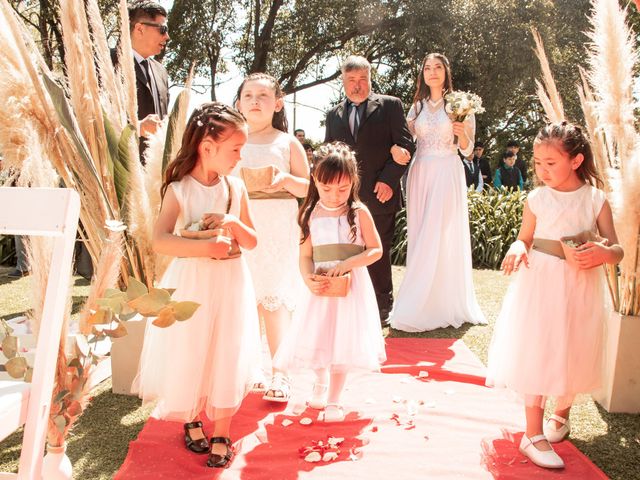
[
  {"x1": 273, "y1": 267, "x2": 386, "y2": 373},
  {"x1": 391, "y1": 151, "x2": 486, "y2": 331},
  {"x1": 486, "y1": 250, "x2": 606, "y2": 400},
  {"x1": 136, "y1": 256, "x2": 262, "y2": 422}
]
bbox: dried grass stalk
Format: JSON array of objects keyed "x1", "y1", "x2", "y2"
[
  {"x1": 586, "y1": 0, "x2": 640, "y2": 314},
  {"x1": 117, "y1": 0, "x2": 140, "y2": 130},
  {"x1": 86, "y1": 0, "x2": 126, "y2": 132},
  {"x1": 531, "y1": 28, "x2": 565, "y2": 123},
  {"x1": 78, "y1": 228, "x2": 124, "y2": 334}
]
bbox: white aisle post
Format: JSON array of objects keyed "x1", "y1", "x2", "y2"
[{"x1": 0, "y1": 187, "x2": 80, "y2": 480}]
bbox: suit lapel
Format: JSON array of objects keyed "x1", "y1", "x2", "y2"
[{"x1": 359, "y1": 95, "x2": 381, "y2": 129}]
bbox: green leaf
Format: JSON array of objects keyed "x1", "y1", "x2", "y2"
[
  {"x1": 126, "y1": 277, "x2": 149, "y2": 300},
  {"x1": 103, "y1": 111, "x2": 119, "y2": 178},
  {"x1": 104, "y1": 288, "x2": 124, "y2": 298},
  {"x1": 96, "y1": 294, "x2": 126, "y2": 314},
  {"x1": 40, "y1": 68, "x2": 116, "y2": 219},
  {"x1": 2, "y1": 335, "x2": 18, "y2": 359},
  {"x1": 162, "y1": 89, "x2": 189, "y2": 173},
  {"x1": 53, "y1": 415, "x2": 67, "y2": 434},
  {"x1": 172, "y1": 301, "x2": 200, "y2": 321}
]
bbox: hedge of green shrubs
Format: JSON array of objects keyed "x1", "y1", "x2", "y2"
[
  {"x1": 0, "y1": 235, "x2": 16, "y2": 266},
  {"x1": 391, "y1": 187, "x2": 526, "y2": 270}
]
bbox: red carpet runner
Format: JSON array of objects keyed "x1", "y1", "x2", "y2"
[{"x1": 115, "y1": 338, "x2": 608, "y2": 479}]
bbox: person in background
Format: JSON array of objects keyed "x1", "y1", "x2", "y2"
[
  {"x1": 294, "y1": 129, "x2": 306, "y2": 143},
  {"x1": 494, "y1": 151, "x2": 524, "y2": 190},
  {"x1": 473, "y1": 141, "x2": 492, "y2": 188},
  {"x1": 461, "y1": 152, "x2": 483, "y2": 192},
  {"x1": 506, "y1": 140, "x2": 528, "y2": 186},
  {"x1": 302, "y1": 142, "x2": 314, "y2": 167}
]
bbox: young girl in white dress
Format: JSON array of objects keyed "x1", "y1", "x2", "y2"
[
  {"x1": 273, "y1": 142, "x2": 387, "y2": 422},
  {"x1": 136, "y1": 103, "x2": 262, "y2": 468},
  {"x1": 389, "y1": 52, "x2": 486, "y2": 332},
  {"x1": 233, "y1": 73, "x2": 309, "y2": 402},
  {"x1": 486, "y1": 122, "x2": 623, "y2": 469}
]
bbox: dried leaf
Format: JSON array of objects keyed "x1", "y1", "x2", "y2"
[
  {"x1": 5, "y1": 356, "x2": 28, "y2": 378},
  {"x1": 2, "y1": 335, "x2": 18, "y2": 359},
  {"x1": 128, "y1": 288, "x2": 171, "y2": 316},
  {"x1": 126, "y1": 277, "x2": 148, "y2": 300},
  {"x1": 96, "y1": 294, "x2": 125, "y2": 314},
  {"x1": 299, "y1": 417, "x2": 313, "y2": 426},
  {"x1": 104, "y1": 288, "x2": 123, "y2": 298},
  {"x1": 104, "y1": 320, "x2": 128, "y2": 338},
  {"x1": 152, "y1": 306, "x2": 176, "y2": 328},
  {"x1": 67, "y1": 400, "x2": 83, "y2": 417},
  {"x1": 53, "y1": 415, "x2": 67, "y2": 434},
  {"x1": 87, "y1": 309, "x2": 110, "y2": 325},
  {"x1": 172, "y1": 301, "x2": 200, "y2": 321},
  {"x1": 281, "y1": 419, "x2": 293, "y2": 427}
]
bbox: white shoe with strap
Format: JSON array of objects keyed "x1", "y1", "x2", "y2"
[
  {"x1": 544, "y1": 414, "x2": 570, "y2": 443},
  {"x1": 262, "y1": 372, "x2": 291, "y2": 403},
  {"x1": 322, "y1": 404, "x2": 345, "y2": 422},
  {"x1": 519, "y1": 434, "x2": 565, "y2": 469}
]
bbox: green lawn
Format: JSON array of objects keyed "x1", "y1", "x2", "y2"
[{"x1": 0, "y1": 265, "x2": 638, "y2": 479}]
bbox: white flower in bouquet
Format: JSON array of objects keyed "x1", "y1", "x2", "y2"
[
  {"x1": 444, "y1": 91, "x2": 485, "y2": 121},
  {"x1": 444, "y1": 91, "x2": 485, "y2": 142}
]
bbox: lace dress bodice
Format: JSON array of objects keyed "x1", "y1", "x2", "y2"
[{"x1": 408, "y1": 100, "x2": 475, "y2": 158}]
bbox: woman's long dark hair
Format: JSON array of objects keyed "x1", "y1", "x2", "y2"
[
  {"x1": 534, "y1": 121, "x2": 604, "y2": 189},
  {"x1": 161, "y1": 102, "x2": 246, "y2": 198},
  {"x1": 235, "y1": 73, "x2": 288, "y2": 133},
  {"x1": 412, "y1": 53, "x2": 454, "y2": 116},
  {"x1": 298, "y1": 142, "x2": 361, "y2": 243}
]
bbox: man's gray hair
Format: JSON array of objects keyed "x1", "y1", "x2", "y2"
[{"x1": 341, "y1": 55, "x2": 371, "y2": 74}]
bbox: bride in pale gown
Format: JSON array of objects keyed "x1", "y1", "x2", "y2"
[{"x1": 390, "y1": 53, "x2": 486, "y2": 332}]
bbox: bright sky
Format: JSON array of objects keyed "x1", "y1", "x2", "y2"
[{"x1": 160, "y1": 1, "x2": 341, "y2": 143}]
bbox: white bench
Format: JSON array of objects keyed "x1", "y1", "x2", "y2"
[{"x1": 0, "y1": 187, "x2": 80, "y2": 480}]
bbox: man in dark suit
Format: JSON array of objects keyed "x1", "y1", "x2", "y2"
[
  {"x1": 112, "y1": 1, "x2": 170, "y2": 160},
  {"x1": 325, "y1": 56, "x2": 415, "y2": 326}
]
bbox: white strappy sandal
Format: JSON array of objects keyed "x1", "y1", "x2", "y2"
[{"x1": 262, "y1": 372, "x2": 291, "y2": 403}]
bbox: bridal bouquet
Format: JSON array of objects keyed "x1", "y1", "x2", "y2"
[{"x1": 444, "y1": 91, "x2": 485, "y2": 143}]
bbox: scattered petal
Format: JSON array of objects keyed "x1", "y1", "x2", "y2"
[
  {"x1": 304, "y1": 451, "x2": 322, "y2": 463},
  {"x1": 520, "y1": 460, "x2": 528, "y2": 464},
  {"x1": 418, "y1": 370, "x2": 429, "y2": 378},
  {"x1": 281, "y1": 419, "x2": 293, "y2": 427},
  {"x1": 406, "y1": 400, "x2": 419, "y2": 416},
  {"x1": 364, "y1": 398, "x2": 376, "y2": 404},
  {"x1": 327, "y1": 437, "x2": 344, "y2": 447},
  {"x1": 370, "y1": 426, "x2": 379, "y2": 433},
  {"x1": 349, "y1": 447, "x2": 363, "y2": 461},
  {"x1": 424, "y1": 435, "x2": 430, "y2": 441},
  {"x1": 299, "y1": 417, "x2": 313, "y2": 426},
  {"x1": 322, "y1": 451, "x2": 339, "y2": 462},
  {"x1": 392, "y1": 396, "x2": 403, "y2": 403},
  {"x1": 292, "y1": 403, "x2": 306, "y2": 415}
]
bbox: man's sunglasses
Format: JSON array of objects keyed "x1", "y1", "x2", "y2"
[{"x1": 140, "y1": 21, "x2": 168, "y2": 35}]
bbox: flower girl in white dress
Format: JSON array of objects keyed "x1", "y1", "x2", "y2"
[
  {"x1": 274, "y1": 142, "x2": 386, "y2": 421},
  {"x1": 233, "y1": 73, "x2": 309, "y2": 402},
  {"x1": 486, "y1": 122, "x2": 623, "y2": 469},
  {"x1": 137, "y1": 103, "x2": 262, "y2": 469}
]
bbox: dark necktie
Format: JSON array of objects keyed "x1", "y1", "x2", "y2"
[
  {"x1": 350, "y1": 103, "x2": 360, "y2": 141},
  {"x1": 140, "y1": 59, "x2": 151, "y2": 86}
]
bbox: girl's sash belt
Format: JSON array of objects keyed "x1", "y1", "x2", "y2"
[
  {"x1": 312, "y1": 243, "x2": 365, "y2": 263},
  {"x1": 248, "y1": 191, "x2": 296, "y2": 200},
  {"x1": 532, "y1": 238, "x2": 565, "y2": 259}
]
